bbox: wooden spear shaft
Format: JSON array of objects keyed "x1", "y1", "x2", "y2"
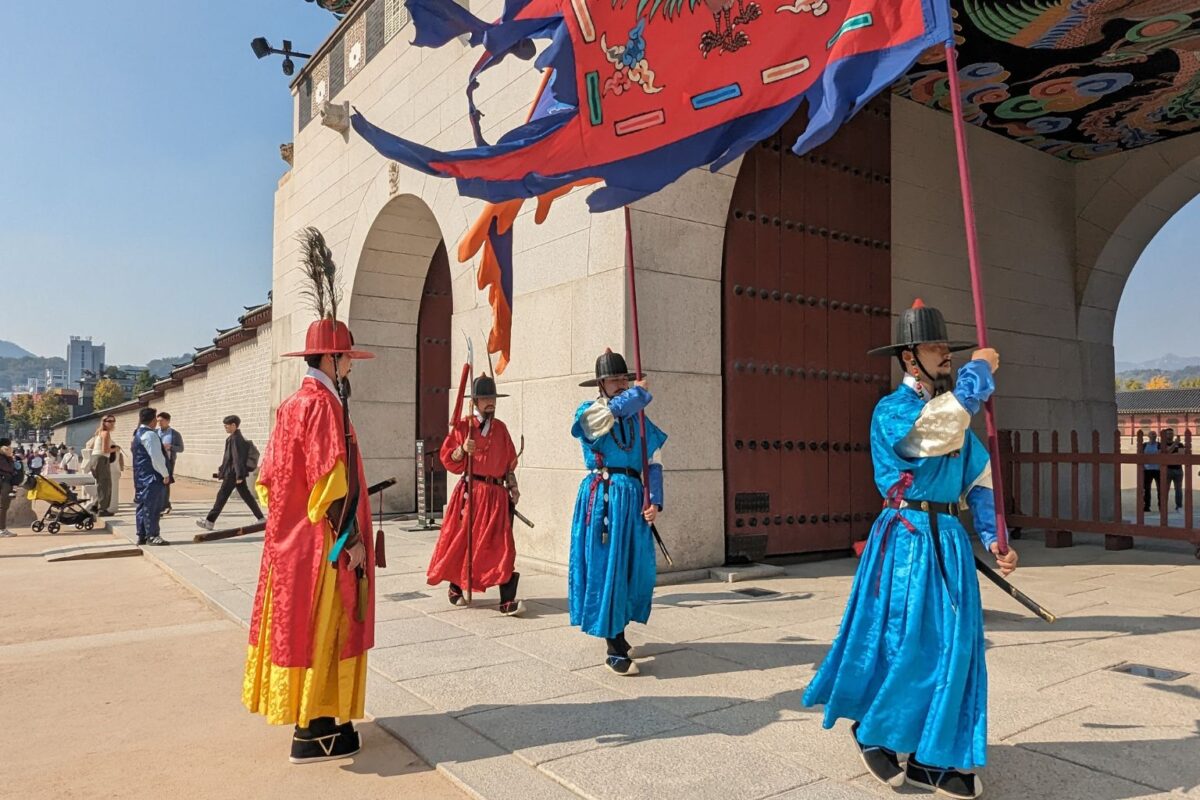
[{"x1": 944, "y1": 41, "x2": 1010, "y2": 555}]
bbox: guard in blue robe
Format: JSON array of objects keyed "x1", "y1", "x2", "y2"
[
  {"x1": 803, "y1": 300, "x2": 1017, "y2": 800},
  {"x1": 569, "y1": 350, "x2": 667, "y2": 676}
]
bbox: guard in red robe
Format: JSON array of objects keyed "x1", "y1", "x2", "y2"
[
  {"x1": 426, "y1": 375, "x2": 524, "y2": 615},
  {"x1": 242, "y1": 228, "x2": 378, "y2": 765}
]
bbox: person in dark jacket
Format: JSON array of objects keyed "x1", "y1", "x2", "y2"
[
  {"x1": 195, "y1": 415, "x2": 263, "y2": 531},
  {"x1": 1, "y1": 438, "x2": 20, "y2": 537}
]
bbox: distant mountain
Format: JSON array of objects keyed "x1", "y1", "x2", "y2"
[
  {"x1": 145, "y1": 353, "x2": 193, "y2": 378},
  {"x1": 0, "y1": 355, "x2": 67, "y2": 391},
  {"x1": 1115, "y1": 353, "x2": 1200, "y2": 373},
  {"x1": 0, "y1": 340, "x2": 35, "y2": 359}
]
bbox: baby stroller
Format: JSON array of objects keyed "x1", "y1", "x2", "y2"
[{"x1": 22, "y1": 474, "x2": 97, "y2": 534}]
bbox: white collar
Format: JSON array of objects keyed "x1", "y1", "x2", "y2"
[
  {"x1": 902, "y1": 374, "x2": 928, "y2": 403},
  {"x1": 474, "y1": 408, "x2": 492, "y2": 435},
  {"x1": 305, "y1": 367, "x2": 343, "y2": 405}
]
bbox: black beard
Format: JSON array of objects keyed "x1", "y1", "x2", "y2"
[
  {"x1": 339, "y1": 377, "x2": 352, "y2": 399},
  {"x1": 478, "y1": 409, "x2": 495, "y2": 421},
  {"x1": 931, "y1": 371, "x2": 955, "y2": 397}
]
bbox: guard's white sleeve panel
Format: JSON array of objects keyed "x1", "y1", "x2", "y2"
[
  {"x1": 897, "y1": 393, "x2": 971, "y2": 458},
  {"x1": 579, "y1": 398, "x2": 615, "y2": 440}
]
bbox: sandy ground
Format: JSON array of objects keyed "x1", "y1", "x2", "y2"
[{"x1": 0, "y1": 524, "x2": 464, "y2": 800}]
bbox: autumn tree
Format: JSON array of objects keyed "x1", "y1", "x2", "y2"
[
  {"x1": 1179, "y1": 377, "x2": 1200, "y2": 389},
  {"x1": 93, "y1": 378, "x2": 126, "y2": 411},
  {"x1": 7, "y1": 394, "x2": 35, "y2": 436},
  {"x1": 1146, "y1": 375, "x2": 1172, "y2": 390},
  {"x1": 32, "y1": 394, "x2": 70, "y2": 430}
]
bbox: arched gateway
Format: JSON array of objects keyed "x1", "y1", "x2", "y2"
[{"x1": 344, "y1": 193, "x2": 452, "y2": 513}]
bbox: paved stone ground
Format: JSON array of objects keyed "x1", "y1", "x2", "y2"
[{"x1": 94, "y1": 473, "x2": 1200, "y2": 800}]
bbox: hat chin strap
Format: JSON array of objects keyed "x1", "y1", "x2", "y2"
[{"x1": 908, "y1": 348, "x2": 953, "y2": 398}]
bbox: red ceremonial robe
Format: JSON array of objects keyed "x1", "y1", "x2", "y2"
[
  {"x1": 249, "y1": 376, "x2": 376, "y2": 667},
  {"x1": 427, "y1": 416, "x2": 518, "y2": 592}
]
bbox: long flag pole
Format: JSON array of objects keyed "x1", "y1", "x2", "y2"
[
  {"x1": 943, "y1": 40, "x2": 1010, "y2": 556},
  {"x1": 624, "y1": 206, "x2": 673, "y2": 566}
]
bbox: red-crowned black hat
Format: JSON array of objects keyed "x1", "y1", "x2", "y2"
[
  {"x1": 867, "y1": 299, "x2": 975, "y2": 357},
  {"x1": 579, "y1": 348, "x2": 637, "y2": 387}
]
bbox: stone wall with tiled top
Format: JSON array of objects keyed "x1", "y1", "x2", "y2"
[{"x1": 54, "y1": 324, "x2": 273, "y2": 485}]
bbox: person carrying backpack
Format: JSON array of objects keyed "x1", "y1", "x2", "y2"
[{"x1": 195, "y1": 415, "x2": 263, "y2": 530}]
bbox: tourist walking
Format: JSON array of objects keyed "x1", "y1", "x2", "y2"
[
  {"x1": 88, "y1": 415, "x2": 116, "y2": 516},
  {"x1": 195, "y1": 415, "x2": 263, "y2": 531},
  {"x1": 569, "y1": 349, "x2": 667, "y2": 676},
  {"x1": 1, "y1": 438, "x2": 19, "y2": 537},
  {"x1": 242, "y1": 228, "x2": 378, "y2": 764},
  {"x1": 803, "y1": 300, "x2": 1017, "y2": 800},
  {"x1": 156, "y1": 412, "x2": 183, "y2": 514},
  {"x1": 427, "y1": 374, "x2": 524, "y2": 615},
  {"x1": 28, "y1": 449, "x2": 44, "y2": 477},
  {"x1": 131, "y1": 407, "x2": 171, "y2": 546},
  {"x1": 60, "y1": 446, "x2": 79, "y2": 474},
  {"x1": 1162, "y1": 428, "x2": 1185, "y2": 511},
  {"x1": 1142, "y1": 431, "x2": 1161, "y2": 512}
]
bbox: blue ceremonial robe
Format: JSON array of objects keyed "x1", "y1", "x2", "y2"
[
  {"x1": 803, "y1": 361, "x2": 998, "y2": 770},
  {"x1": 568, "y1": 387, "x2": 667, "y2": 639}
]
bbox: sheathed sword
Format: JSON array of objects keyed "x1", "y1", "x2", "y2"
[{"x1": 975, "y1": 556, "x2": 1056, "y2": 623}]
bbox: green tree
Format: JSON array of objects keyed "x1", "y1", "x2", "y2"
[
  {"x1": 93, "y1": 378, "x2": 126, "y2": 411},
  {"x1": 32, "y1": 394, "x2": 70, "y2": 430},
  {"x1": 132, "y1": 369, "x2": 155, "y2": 395},
  {"x1": 104, "y1": 365, "x2": 122, "y2": 379},
  {"x1": 1123, "y1": 379, "x2": 1145, "y2": 391},
  {"x1": 1179, "y1": 377, "x2": 1200, "y2": 389}
]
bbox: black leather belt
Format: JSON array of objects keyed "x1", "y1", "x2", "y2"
[
  {"x1": 891, "y1": 499, "x2": 960, "y2": 517},
  {"x1": 468, "y1": 474, "x2": 508, "y2": 488}
]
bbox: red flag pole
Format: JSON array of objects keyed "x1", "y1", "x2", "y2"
[
  {"x1": 623, "y1": 206, "x2": 652, "y2": 511},
  {"x1": 944, "y1": 42, "x2": 1009, "y2": 555}
]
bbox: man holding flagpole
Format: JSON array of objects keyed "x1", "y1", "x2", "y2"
[
  {"x1": 569, "y1": 349, "x2": 667, "y2": 675},
  {"x1": 802, "y1": 300, "x2": 1017, "y2": 800}
]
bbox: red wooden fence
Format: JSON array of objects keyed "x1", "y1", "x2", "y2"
[{"x1": 999, "y1": 430, "x2": 1200, "y2": 557}]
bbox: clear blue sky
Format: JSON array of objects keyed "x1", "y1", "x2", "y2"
[
  {"x1": 1113, "y1": 194, "x2": 1200, "y2": 365},
  {"x1": 1, "y1": 3, "x2": 1195, "y2": 365},
  {"x1": 1, "y1": 1, "x2": 335, "y2": 363}
]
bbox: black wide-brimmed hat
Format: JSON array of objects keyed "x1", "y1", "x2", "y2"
[
  {"x1": 867, "y1": 299, "x2": 976, "y2": 357},
  {"x1": 579, "y1": 349, "x2": 637, "y2": 387},
  {"x1": 472, "y1": 375, "x2": 508, "y2": 399}
]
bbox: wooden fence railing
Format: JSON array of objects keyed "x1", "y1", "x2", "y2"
[{"x1": 999, "y1": 430, "x2": 1200, "y2": 558}]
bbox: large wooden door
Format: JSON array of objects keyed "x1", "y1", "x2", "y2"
[
  {"x1": 417, "y1": 242, "x2": 453, "y2": 511},
  {"x1": 722, "y1": 97, "x2": 892, "y2": 558}
]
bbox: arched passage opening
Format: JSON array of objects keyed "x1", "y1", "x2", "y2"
[
  {"x1": 1075, "y1": 143, "x2": 1200, "y2": 434},
  {"x1": 347, "y1": 193, "x2": 448, "y2": 513},
  {"x1": 721, "y1": 97, "x2": 892, "y2": 561}
]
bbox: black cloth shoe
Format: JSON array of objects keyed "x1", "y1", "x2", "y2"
[
  {"x1": 605, "y1": 655, "x2": 639, "y2": 676},
  {"x1": 498, "y1": 600, "x2": 524, "y2": 616},
  {"x1": 906, "y1": 757, "x2": 982, "y2": 799},
  {"x1": 290, "y1": 719, "x2": 360, "y2": 764},
  {"x1": 851, "y1": 722, "x2": 904, "y2": 788},
  {"x1": 448, "y1": 583, "x2": 464, "y2": 606}
]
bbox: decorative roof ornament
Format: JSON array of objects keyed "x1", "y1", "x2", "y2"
[{"x1": 306, "y1": 0, "x2": 360, "y2": 17}]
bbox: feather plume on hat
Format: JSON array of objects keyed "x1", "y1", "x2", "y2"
[{"x1": 298, "y1": 227, "x2": 342, "y2": 321}]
